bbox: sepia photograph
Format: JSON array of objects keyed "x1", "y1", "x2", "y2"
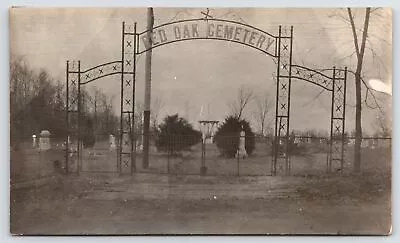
[{"x1": 9, "y1": 7, "x2": 392, "y2": 235}]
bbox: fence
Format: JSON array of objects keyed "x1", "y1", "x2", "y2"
[
  {"x1": 10, "y1": 139, "x2": 66, "y2": 186},
  {"x1": 10, "y1": 135, "x2": 392, "y2": 184}
]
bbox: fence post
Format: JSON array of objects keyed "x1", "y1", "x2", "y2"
[
  {"x1": 201, "y1": 139, "x2": 205, "y2": 176},
  {"x1": 167, "y1": 135, "x2": 171, "y2": 174},
  {"x1": 236, "y1": 135, "x2": 240, "y2": 176}
]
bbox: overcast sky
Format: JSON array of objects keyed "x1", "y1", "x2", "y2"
[{"x1": 9, "y1": 7, "x2": 392, "y2": 134}]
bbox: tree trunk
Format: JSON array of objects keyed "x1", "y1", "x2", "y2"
[
  {"x1": 354, "y1": 71, "x2": 362, "y2": 172},
  {"x1": 348, "y1": 8, "x2": 371, "y2": 172},
  {"x1": 261, "y1": 122, "x2": 264, "y2": 137}
]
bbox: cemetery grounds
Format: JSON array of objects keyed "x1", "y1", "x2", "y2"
[{"x1": 10, "y1": 139, "x2": 391, "y2": 234}]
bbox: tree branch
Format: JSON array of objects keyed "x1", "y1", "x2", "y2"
[{"x1": 347, "y1": 8, "x2": 361, "y2": 57}]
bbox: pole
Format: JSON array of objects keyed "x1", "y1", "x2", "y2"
[
  {"x1": 94, "y1": 94, "x2": 97, "y2": 132},
  {"x1": 201, "y1": 138, "x2": 206, "y2": 175},
  {"x1": 119, "y1": 22, "x2": 125, "y2": 174},
  {"x1": 132, "y1": 22, "x2": 138, "y2": 175},
  {"x1": 329, "y1": 67, "x2": 336, "y2": 173},
  {"x1": 143, "y1": 7, "x2": 154, "y2": 169},
  {"x1": 65, "y1": 61, "x2": 69, "y2": 174},
  {"x1": 77, "y1": 60, "x2": 81, "y2": 175},
  {"x1": 341, "y1": 67, "x2": 348, "y2": 171},
  {"x1": 237, "y1": 135, "x2": 240, "y2": 177},
  {"x1": 272, "y1": 25, "x2": 282, "y2": 176},
  {"x1": 286, "y1": 26, "x2": 293, "y2": 176}
]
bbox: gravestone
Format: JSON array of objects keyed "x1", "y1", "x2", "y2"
[
  {"x1": 236, "y1": 130, "x2": 248, "y2": 159},
  {"x1": 109, "y1": 134, "x2": 116, "y2": 151},
  {"x1": 39, "y1": 130, "x2": 51, "y2": 151},
  {"x1": 32, "y1": 134, "x2": 37, "y2": 148},
  {"x1": 361, "y1": 140, "x2": 368, "y2": 148}
]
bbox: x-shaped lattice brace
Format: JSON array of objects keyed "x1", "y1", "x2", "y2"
[
  {"x1": 65, "y1": 60, "x2": 82, "y2": 175},
  {"x1": 291, "y1": 66, "x2": 334, "y2": 91},
  {"x1": 123, "y1": 160, "x2": 129, "y2": 168},
  {"x1": 70, "y1": 79, "x2": 77, "y2": 86},
  {"x1": 273, "y1": 26, "x2": 293, "y2": 176},
  {"x1": 328, "y1": 67, "x2": 347, "y2": 173},
  {"x1": 335, "y1": 124, "x2": 341, "y2": 134},
  {"x1": 118, "y1": 22, "x2": 138, "y2": 175}
]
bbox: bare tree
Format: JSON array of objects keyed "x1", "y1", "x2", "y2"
[
  {"x1": 228, "y1": 85, "x2": 254, "y2": 119},
  {"x1": 150, "y1": 96, "x2": 164, "y2": 132},
  {"x1": 347, "y1": 7, "x2": 371, "y2": 172},
  {"x1": 10, "y1": 57, "x2": 73, "y2": 142},
  {"x1": 327, "y1": 8, "x2": 392, "y2": 171},
  {"x1": 91, "y1": 87, "x2": 103, "y2": 130},
  {"x1": 135, "y1": 101, "x2": 145, "y2": 135},
  {"x1": 99, "y1": 93, "x2": 117, "y2": 136},
  {"x1": 252, "y1": 92, "x2": 270, "y2": 136},
  {"x1": 331, "y1": 8, "x2": 392, "y2": 171}
]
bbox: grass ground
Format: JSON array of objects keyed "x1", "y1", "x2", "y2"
[
  {"x1": 10, "y1": 142, "x2": 391, "y2": 235},
  {"x1": 10, "y1": 172, "x2": 391, "y2": 235}
]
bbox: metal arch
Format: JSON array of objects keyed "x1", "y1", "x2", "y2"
[
  {"x1": 134, "y1": 18, "x2": 279, "y2": 57},
  {"x1": 290, "y1": 77, "x2": 333, "y2": 91},
  {"x1": 135, "y1": 18, "x2": 278, "y2": 39},
  {"x1": 65, "y1": 18, "x2": 349, "y2": 177},
  {"x1": 137, "y1": 37, "x2": 278, "y2": 57},
  {"x1": 290, "y1": 65, "x2": 334, "y2": 91},
  {"x1": 65, "y1": 22, "x2": 139, "y2": 175},
  {"x1": 79, "y1": 61, "x2": 122, "y2": 85}
]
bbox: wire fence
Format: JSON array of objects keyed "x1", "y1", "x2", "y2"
[{"x1": 10, "y1": 134, "x2": 392, "y2": 185}]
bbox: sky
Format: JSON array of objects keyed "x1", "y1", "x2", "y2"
[{"x1": 9, "y1": 7, "x2": 392, "y2": 135}]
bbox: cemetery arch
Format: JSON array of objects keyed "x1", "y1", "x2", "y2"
[{"x1": 65, "y1": 17, "x2": 347, "y2": 176}]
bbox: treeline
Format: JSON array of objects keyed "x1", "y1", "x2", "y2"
[{"x1": 10, "y1": 57, "x2": 119, "y2": 145}]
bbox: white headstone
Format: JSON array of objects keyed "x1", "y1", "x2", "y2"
[
  {"x1": 32, "y1": 134, "x2": 37, "y2": 148},
  {"x1": 210, "y1": 129, "x2": 216, "y2": 144},
  {"x1": 137, "y1": 144, "x2": 143, "y2": 153},
  {"x1": 368, "y1": 139, "x2": 375, "y2": 149},
  {"x1": 67, "y1": 136, "x2": 79, "y2": 158},
  {"x1": 236, "y1": 130, "x2": 248, "y2": 159},
  {"x1": 361, "y1": 140, "x2": 368, "y2": 148},
  {"x1": 109, "y1": 134, "x2": 116, "y2": 151},
  {"x1": 39, "y1": 130, "x2": 51, "y2": 151}
]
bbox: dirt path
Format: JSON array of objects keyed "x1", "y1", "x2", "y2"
[{"x1": 10, "y1": 173, "x2": 391, "y2": 235}]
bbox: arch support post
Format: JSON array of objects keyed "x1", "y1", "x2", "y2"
[
  {"x1": 273, "y1": 26, "x2": 293, "y2": 176},
  {"x1": 119, "y1": 22, "x2": 138, "y2": 175},
  {"x1": 65, "y1": 60, "x2": 81, "y2": 175},
  {"x1": 329, "y1": 67, "x2": 347, "y2": 172}
]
